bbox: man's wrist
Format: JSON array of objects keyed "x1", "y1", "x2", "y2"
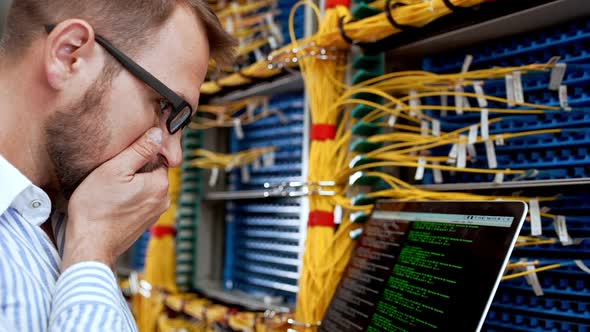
[{"x1": 61, "y1": 245, "x2": 115, "y2": 272}]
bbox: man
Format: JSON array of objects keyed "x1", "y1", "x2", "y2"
[{"x1": 0, "y1": 1, "x2": 234, "y2": 331}]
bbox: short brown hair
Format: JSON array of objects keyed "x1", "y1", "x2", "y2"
[{"x1": 0, "y1": 0, "x2": 236, "y2": 66}]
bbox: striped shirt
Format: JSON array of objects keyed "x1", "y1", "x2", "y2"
[{"x1": 0, "y1": 154, "x2": 137, "y2": 331}]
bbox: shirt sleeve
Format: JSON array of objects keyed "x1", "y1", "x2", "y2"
[{"x1": 49, "y1": 262, "x2": 137, "y2": 332}]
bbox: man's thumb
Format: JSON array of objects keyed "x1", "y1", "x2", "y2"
[{"x1": 113, "y1": 128, "x2": 163, "y2": 174}]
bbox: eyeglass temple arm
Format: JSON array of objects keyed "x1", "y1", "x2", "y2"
[{"x1": 44, "y1": 24, "x2": 185, "y2": 108}]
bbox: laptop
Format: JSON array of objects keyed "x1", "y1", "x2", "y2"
[{"x1": 320, "y1": 200, "x2": 527, "y2": 332}]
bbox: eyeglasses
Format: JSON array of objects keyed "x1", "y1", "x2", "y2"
[{"x1": 45, "y1": 24, "x2": 193, "y2": 135}]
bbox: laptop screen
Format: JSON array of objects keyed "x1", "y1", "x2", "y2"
[{"x1": 320, "y1": 201, "x2": 527, "y2": 332}]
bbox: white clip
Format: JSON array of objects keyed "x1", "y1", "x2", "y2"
[
  {"x1": 441, "y1": 94, "x2": 448, "y2": 117},
  {"x1": 421, "y1": 121, "x2": 429, "y2": 136},
  {"x1": 247, "y1": 103, "x2": 257, "y2": 119},
  {"x1": 454, "y1": 85, "x2": 464, "y2": 115},
  {"x1": 431, "y1": 119, "x2": 441, "y2": 136},
  {"x1": 252, "y1": 157, "x2": 261, "y2": 170},
  {"x1": 432, "y1": 162, "x2": 443, "y2": 184},
  {"x1": 409, "y1": 90, "x2": 420, "y2": 117},
  {"x1": 461, "y1": 54, "x2": 473, "y2": 73},
  {"x1": 554, "y1": 215, "x2": 573, "y2": 246},
  {"x1": 549, "y1": 63, "x2": 567, "y2": 91},
  {"x1": 334, "y1": 205, "x2": 343, "y2": 225},
  {"x1": 529, "y1": 198, "x2": 542, "y2": 236},
  {"x1": 480, "y1": 108, "x2": 490, "y2": 140},
  {"x1": 468, "y1": 125, "x2": 478, "y2": 145},
  {"x1": 575, "y1": 260, "x2": 590, "y2": 274},
  {"x1": 209, "y1": 168, "x2": 219, "y2": 187},
  {"x1": 524, "y1": 264, "x2": 544, "y2": 296},
  {"x1": 241, "y1": 165, "x2": 251, "y2": 183},
  {"x1": 505, "y1": 74, "x2": 516, "y2": 107},
  {"x1": 448, "y1": 144, "x2": 458, "y2": 164},
  {"x1": 415, "y1": 157, "x2": 426, "y2": 181},
  {"x1": 225, "y1": 17, "x2": 234, "y2": 34},
  {"x1": 253, "y1": 48, "x2": 264, "y2": 62},
  {"x1": 233, "y1": 118, "x2": 244, "y2": 139},
  {"x1": 494, "y1": 173, "x2": 504, "y2": 184},
  {"x1": 467, "y1": 144, "x2": 477, "y2": 160},
  {"x1": 485, "y1": 140, "x2": 498, "y2": 169},
  {"x1": 457, "y1": 135, "x2": 467, "y2": 169},
  {"x1": 473, "y1": 82, "x2": 488, "y2": 107},
  {"x1": 388, "y1": 114, "x2": 397, "y2": 128},
  {"x1": 559, "y1": 85, "x2": 572, "y2": 111},
  {"x1": 263, "y1": 150, "x2": 275, "y2": 167},
  {"x1": 513, "y1": 71, "x2": 525, "y2": 104}
]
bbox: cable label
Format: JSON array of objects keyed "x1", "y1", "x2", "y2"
[
  {"x1": 233, "y1": 118, "x2": 244, "y2": 140},
  {"x1": 209, "y1": 167, "x2": 219, "y2": 187},
  {"x1": 468, "y1": 125, "x2": 478, "y2": 144},
  {"x1": 241, "y1": 165, "x2": 250, "y2": 183},
  {"x1": 493, "y1": 173, "x2": 504, "y2": 184},
  {"x1": 414, "y1": 157, "x2": 426, "y2": 181},
  {"x1": 457, "y1": 135, "x2": 467, "y2": 169},
  {"x1": 505, "y1": 74, "x2": 516, "y2": 107},
  {"x1": 554, "y1": 215, "x2": 573, "y2": 245},
  {"x1": 421, "y1": 121, "x2": 429, "y2": 136},
  {"x1": 431, "y1": 119, "x2": 441, "y2": 136},
  {"x1": 432, "y1": 162, "x2": 443, "y2": 184},
  {"x1": 484, "y1": 140, "x2": 497, "y2": 169},
  {"x1": 549, "y1": 63, "x2": 567, "y2": 90},
  {"x1": 524, "y1": 264, "x2": 544, "y2": 296},
  {"x1": 473, "y1": 82, "x2": 488, "y2": 107},
  {"x1": 409, "y1": 90, "x2": 420, "y2": 117},
  {"x1": 513, "y1": 71, "x2": 525, "y2": 104},
  {"x1": 559, "y1": 85, "x2": 572, "y2": 111},
  {"x1": 454, "y1": 85, "x2": 464, "y2": 115},
  {"x1": 480, "y1": 108, "x2": 489, "y2": 140},
  {"x1": 529, "y1": 198, "x2": 542, "y2": 236},
  {"x1": 440, "y1": 94, "x2": 448, "y2": 117}
]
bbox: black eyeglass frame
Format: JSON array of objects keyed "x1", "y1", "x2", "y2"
[{"x1": 45, "y1": 24, "x2": 193, "y2": 135}]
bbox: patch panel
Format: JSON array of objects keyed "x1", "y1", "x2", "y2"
[
  {"x1": 130, "y1": 231, "x2": 150, "y2": 270},
  {"x1": 419, "y1": 16, "x2": 590, "y2": 331},
  {"x1": 223, "y1": 92, "x2": 305, "y2": 303},
  {"x1": 175, "y1": 127, "x2": 203, "y2": 291}
]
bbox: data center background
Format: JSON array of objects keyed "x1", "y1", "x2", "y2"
[{"x1": 124, "y1": 0, "x2": 590, "y2": 331}]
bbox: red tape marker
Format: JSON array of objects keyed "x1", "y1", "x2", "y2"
[
  {"x1": 150, "y1": 225, "x2": 177, "y2": 238},
  {"x1": 311, "y1": 124, "x2": 337, "y2": 141},
  {"x1": 326, "y1": 0, "x2": 351, "y2": 9},
  {"x1": 308, "y1": 210, "x2": 335, "y2": 227}
]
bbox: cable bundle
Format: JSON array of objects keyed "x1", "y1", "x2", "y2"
[
  {"x1": 202, "y1": 0, "x2": 489, "y2": 95},
  {"x1": 188, "y1": 146, "x2": 277, "y2": 170},
  {"x1": 135, "y1": 168, "x2": 182, "y2": 332},
  {"x1": 292, "y1": 2, "x2": 364, "y2": 330}
]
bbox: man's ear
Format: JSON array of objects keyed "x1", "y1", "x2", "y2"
[{"x1": 44, "y1": 19, "x2": 97, "y2": 90}]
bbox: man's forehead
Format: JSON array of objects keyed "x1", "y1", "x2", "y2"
[{"x1": 142, "y1": 4, "x2": 209, "y2": 108}]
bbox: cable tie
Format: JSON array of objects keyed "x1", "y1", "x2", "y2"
[
  {"x1": 338, "y1": 16, "x2": 356, "y2": 45},
  {"x1": 385, "y1": 0, "x2": 418, "y2": 31},
  {"x1": 442, "y1": 0, "x2": 469, "y2": 13}
]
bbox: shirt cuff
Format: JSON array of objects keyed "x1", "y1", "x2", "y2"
[{"x1": 53, "y1": 261, "x2": 122, "y2": 314}]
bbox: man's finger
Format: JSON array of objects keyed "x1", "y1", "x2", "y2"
[{"x1": 110, "y1": 128, "x2": 163, "y2": 175}]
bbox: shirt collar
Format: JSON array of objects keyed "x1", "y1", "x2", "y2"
[{"x1": 0, "y1": 154, "x2": 52, "y2": 226}]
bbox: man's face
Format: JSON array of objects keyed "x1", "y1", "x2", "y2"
[{"x1": 44, "y1": 5, "x2": 209, "y2": 197}]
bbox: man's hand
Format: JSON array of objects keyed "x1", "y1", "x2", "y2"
[{"x1": 61, "y1": 127, "x2": 170, "y2": 271}]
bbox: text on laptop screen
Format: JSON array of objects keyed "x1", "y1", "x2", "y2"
[{"x1": 320, "y1": 202, "x2": 522, "y2": 332}]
